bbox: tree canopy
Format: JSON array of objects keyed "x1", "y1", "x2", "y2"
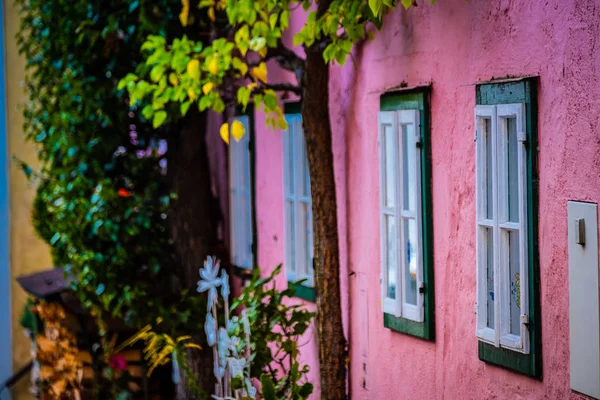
[{"x1": 121, "y1": 0, "x2": 429, "y2": 140}]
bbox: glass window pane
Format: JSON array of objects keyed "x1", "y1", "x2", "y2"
[
  {"x1": 507, "y1": 117, "x2": 519, "y2": 222},
  {"x1": 402, "y1": 124, "x2": 416, "y2": 211},
  {"x1": 509, "y1": 230, "x2": 521, "y2": 335},
  {"x1": 296, "y1": 201, "x2": 308, "y2": 279},
  {"x1": 404, "y1": 218, "x2": 417, "y2": 305},
  {"x1": 384, "y1": 214, "x2": 397, "y2": 299},
  {"x1": 296, "y1": 120, "x2": 310, "y2": 197},
  {"x1": 485, "y1": 227, "x2": 495, "y2": 329},
  {"x1": 286, "y1": 200, "x2": 295, "y2": 274},
  {"x1": 484, "y1": 118, "x2": 494, "y2": 219},
  {"x1": 283, "y1": 124, "x2": 293, "y2": 195},
  {"x1": 383, "y1": 124, "x2": 396, "y2": 207}
]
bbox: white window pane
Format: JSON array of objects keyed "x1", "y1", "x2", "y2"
[
  {"x1": 484, "y1": 118, "x2": 494, "y2": 219},
  {"x1": 384, "y1": 214, "x2": 397, "y2": 299},
  {"x1": 295, "y1": 120, "x2": 310, "y2": 197},
  {"x1": 507, "y1": 117, "x2": 519, "y2": 223},
  {"x1": 286, "y1": 200, "x2": 295, "y2": 274},
  {"x1": 485, "y1": 227, "x2": 495, "y2": 329},
  {"x1": 296, "y1": 201, "x2": 309, "y2": 279},
  {"x1": 404, "y1": 218, "x2": 417, "y2": 305},
  {"x1": 402, "y1": 123, "x2": 416, "y2": 212},
  {"x1": 283, "y1": 124, "x2": 294, "y2": 195},
  {"x1": 508, "y1": 230, "x2": 521, "y2": 335},
  {"x1": 383, "y1": 124, "x2": 396, "y2": 207}
]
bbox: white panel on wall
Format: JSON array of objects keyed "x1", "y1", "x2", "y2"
[{"x1": 568, "y1": 201, "x2": 600, "y2": 399}]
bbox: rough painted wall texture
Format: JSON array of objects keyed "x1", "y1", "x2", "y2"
[
  {"x1": 5, "y1": 0, "x2": 53, "y2": 398},
  {"x1": 252, "y1": 0, "x2": 600, "y2": 398}
]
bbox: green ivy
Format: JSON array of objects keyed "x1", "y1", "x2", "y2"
[{"x1": 15, "y1": 0, "x2": 204, "y2": 335}]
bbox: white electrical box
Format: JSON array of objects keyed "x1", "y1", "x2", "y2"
[{"x1": 568, "y1": 201, "x2": 600, "y2": 399}]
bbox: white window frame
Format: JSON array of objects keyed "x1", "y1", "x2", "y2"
[
  {"x1": 378, "y1": 110, "x2": 424, "y2": 322},
  {"x1": 283, "y1": 114, "x2": 314, "y2": 286},
  {"x1": 475, "y1": 103, "x2": 529, "y2": 354},
  {"x1": 229, "y1": 115, "x2": 253, "y2": 270}
]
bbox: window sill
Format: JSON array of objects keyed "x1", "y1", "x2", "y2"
[
  {"x1": 287, "y1": 281, "x2": 315, "y2": 302},
  {"x1": 384, "y1": 313, "x2": 434, "y2": 341},
  {"x1": 478, "y1": 341, "x2": 541, "y2": 379}
]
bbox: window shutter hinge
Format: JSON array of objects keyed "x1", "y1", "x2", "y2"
[
  {"x1": 415, "y1": 130, "x2": 422, "y2": 148},
  {"x1": 518, "y1": 131, "x2": 527, "y2": 143},
  {"x1": 474, "y1": 129, "x2": 478, "y2": 142},
  {"x1": 418, "y1": 282, "x2": 425, "y2": 294},
  {"x1": 520, "y1": 314, "x2": 529, "y2": 325}
]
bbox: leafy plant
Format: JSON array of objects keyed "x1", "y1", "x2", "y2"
[
  {"x1": 193, "y1": 256, "x2": 315, "y2": 399},
  {"x1": 230, "y1": 266, "x2": 315, "y2": 399}
]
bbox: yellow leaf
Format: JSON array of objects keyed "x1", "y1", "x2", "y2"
[
  {"x1": 187, "y1": 59, "x2": 200, "y2": 80},
  {"x1": 247, "y1": 82, "x2": 257, "y2": 90},
  {"x1": 208, "y1": 57, "x2": 218, "y2": 75},
  {"x1": 277, "y1": 114, "x2": 288, "y2": 130},
  {"x1": 208, "y1": 7, "x2": 215, "y2": 21},
  {"x1": 259, "y1": 46, "x2": 267, "y2": 58},
  {"x1": 220, "y1": 123, "x2": 229, "y2": 144},
  {"x1": 202, "y1": 82, "x2": 213, "y2": 95},
  {"x1": 168, "y1": 73, "x2": 179, "y2": 87},
  {"x1": 187, "y1": 88, "x2": 196, "y2": 101},
  {"x1": 231, "y1": 119, "x2": 245, "y2": 142},
  {"x1": 250, "y1": 62, "x2": 267, "y2": 83},
  {"x1": 179, "y1": 0, "x2": 190, "y2": 26}
]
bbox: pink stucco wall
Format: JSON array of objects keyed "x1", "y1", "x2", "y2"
[{"x1": 248, "y1": 0, "x2": 600, "y2": 398}]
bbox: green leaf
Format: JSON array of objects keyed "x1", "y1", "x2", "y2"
[
  {"x1": 293, "y1": 32, "x2": 305, "y2": 47},
  {"x1": 180, "y1": 101, "x2": 191, "y2": 116},
  {"x1": 299, "y1": 382, "x2": 314, "y2": 398},
  {"x1": 369, "y1": 0, "x2": 382, "y2": 16},
  {"x1": 153, "y1": 111, "x2": 167, "y2": 128},
  {"x1": 199, "y1": 96, "x2": 212, "y2": 111},
  {"x1": 260, "y1": 374, "x2": 276, "y2": 400},
  {"x1": 402, "y1": 0, "x2": 413, "y2": 9}
]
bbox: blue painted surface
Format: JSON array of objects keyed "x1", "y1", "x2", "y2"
[{"x1": 0, "y1": 0, "x2": 12, "y2": 398}]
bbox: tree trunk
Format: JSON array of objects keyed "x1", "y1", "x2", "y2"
[
  {"x1": 169, "y1": 109, "x2": 222, "y2": 399},
  {"x1": 302, "y1": 29, "x2": 347, "y2": 400}
]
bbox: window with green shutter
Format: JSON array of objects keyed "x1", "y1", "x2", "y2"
[
  {"x1": 474, "y1": 78, "x2": 541, "y2": 378},
  {"x1": 379, "y1": 88, "x2": 434, "y2": 341}
]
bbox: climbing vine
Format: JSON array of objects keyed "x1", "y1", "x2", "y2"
[{"x1": 15, "y1": 0, "x2": 206, "y2": 342}]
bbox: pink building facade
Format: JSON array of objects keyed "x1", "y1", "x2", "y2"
[{"x1": 225, "y1": 0, "x2": 600, "y2": 398}]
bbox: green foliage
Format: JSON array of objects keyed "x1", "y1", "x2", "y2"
[
  {"x1": 15, "y1": 0, "x2": 204, "y2": 335},
  {"x1": 123, "y1": 0, "x2": 434, "y2": 142},
  {"x1": 230, "y1": 266, "x2": 315, "y2": 399}
]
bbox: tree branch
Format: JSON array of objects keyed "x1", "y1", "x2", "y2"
[{"x1": 261, "y1": 82, "x2": 302, "y2": 96}]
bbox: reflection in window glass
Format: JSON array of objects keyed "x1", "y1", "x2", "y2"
[
  {"x1": 507, "y1": 118, "x2": 519, "y2": 222},
  {"x1": 485, "y1": 118, "x2": 493, "y2": 219},
  {"x1": 405, "y1": 218, "x2": 417, "y2": 305},
  {"x1": 509, "y1": 231, "x2": 521, "y2": 335},
  {"x1": 384, "y1": 124, "x2": 396, "y2": 208},
  {"x1": 486, "y1": 227, "x2": 494, "y2": 329},
  {"x1": 386, "y1": 215, "x2": 397, "y2": 299},
  {"x1": 402, "y1": 124, "x2": 416, "y2": 212}
]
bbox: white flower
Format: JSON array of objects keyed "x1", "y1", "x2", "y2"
[
  {"x1": 214, "y1": 364, "x2": 225, "y2": 379},
  {"x1": 198, "y1": 256, "x2": 222, "y2": 312},
  {"x1": 245, "y1": 379, "x2": 257, "y2": 399},
  {"x1": 218, "y1": 328, "x2": 230, "y2": 366},
  {"x1": 220, "y1": 269, "x2": 230, "y2": 298},
  {"x1": 228, "y1": 357, "x2": 246, "y2": 378},
  {"x1": 205, "y1": 313, "x2": 216, "y2": 346}
]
